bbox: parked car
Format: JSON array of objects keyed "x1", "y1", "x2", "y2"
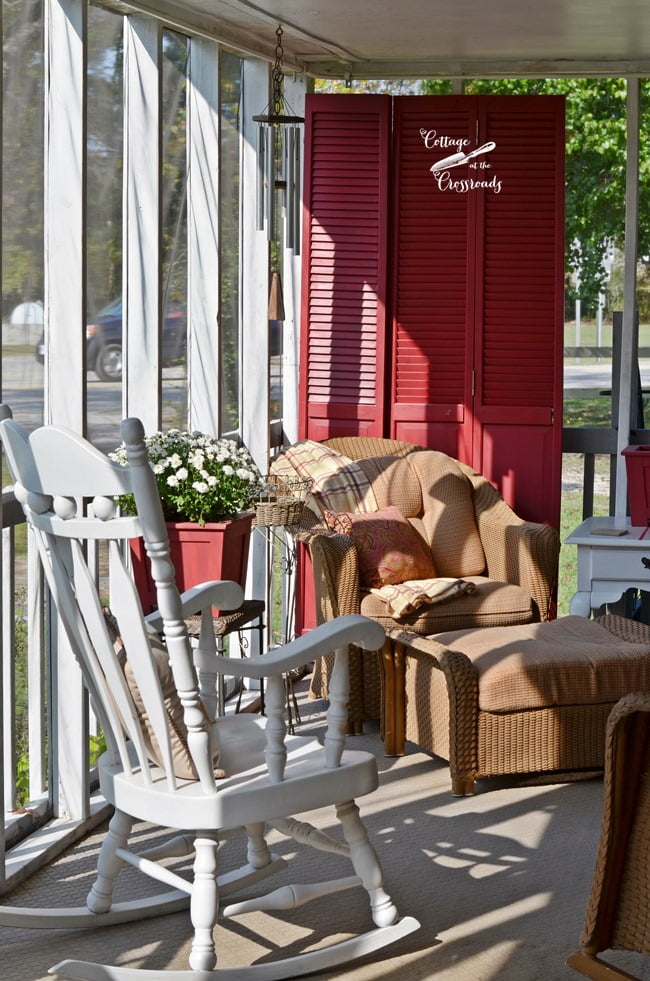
[{"x1": 35, "y1": 299, "x2": 186, "y2": 382}]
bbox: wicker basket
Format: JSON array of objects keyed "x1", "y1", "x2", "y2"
[{"x1": 252, "y1": 475, "x2": 311, "y2": 528}]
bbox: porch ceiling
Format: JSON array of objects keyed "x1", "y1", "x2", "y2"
[{"x1": 119, "y1": 0, "x2": 650, "y2": 78}]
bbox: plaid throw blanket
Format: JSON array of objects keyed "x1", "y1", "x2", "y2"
[
  {"x1": 370, "y1": 578, "x2": 476, "y2": 618},
  {"x1": 270, "y1": 440, "x2": 378, "y2": 518}
]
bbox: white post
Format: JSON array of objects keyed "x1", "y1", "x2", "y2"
[
  {"x1": 44, "y1": 0, "x2": 86, "y2": 431},
  {"x1": 187, "y1": 36, "x2": 220, "y2": 435},
  {"x1": 241, "y1": 57, "x2": 270, "y2": 663},
  {"x1": 281, "y1": 73, "x2": 308, "y2": 447},
  {"x1": 44, "y1": 0, "x2": 88, "y2": 822},
  {"x1": 615, "y1": 77, "x2": 640, "y2": 516},
  {"x1": 122, "y1": 16, "x2": 162, "y2": 431}
]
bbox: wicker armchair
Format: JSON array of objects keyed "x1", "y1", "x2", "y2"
[
  {"x1": 299, "y1": 436, "x2": 560, "y2": 732},
  {"x1": 568, "y1": 690, "x2": 650, "y2": 980}
]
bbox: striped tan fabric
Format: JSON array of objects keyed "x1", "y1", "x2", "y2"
[
  {"x1": 271, "y1": 439, "x2": 378, "y2": 517},
  {"x1": 369, "y1": 577, "x2": 476, "y2": 617}
]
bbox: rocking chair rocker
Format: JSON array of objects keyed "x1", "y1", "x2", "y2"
[{"x1": 0, "y1": 405, "x2": 418, "y2": 980}]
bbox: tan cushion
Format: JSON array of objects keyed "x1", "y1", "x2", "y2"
[
  {"x1": 431, "y1": 616, "x2": 650, "y2": 713},
  {"x1": 324, "y1": 505, "x2": 436, "y2": 588},
  {"x1": 361, "y1": 576, "x2": 534, "y2": 633},
  {"x1": 104, "y1": 611, "x2": 224, "y2": 780},
  {"x1": 405, "y1": 450, "x2": 486, "y2": 578}
]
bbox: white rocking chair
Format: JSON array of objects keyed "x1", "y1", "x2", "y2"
[{"x1": 0, "y1": 406, "x2": 419, "y2": 980}]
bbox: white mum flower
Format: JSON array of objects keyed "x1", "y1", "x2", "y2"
[
  {"x1": 192, "y1": 481, "x2": 208, "y2": 493},
  {"x1": 167, "y1": 475, "x2": 179, "y2": 488},
  {"x1": 176, "y1": 467, "x2": 188, "y2": 480}
]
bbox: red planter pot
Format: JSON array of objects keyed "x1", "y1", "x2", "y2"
[
  {"x1": 130, "y1": 513, "x2": 253, "y2": 614},
  {"x1": 622, "y1": 446, "x2": 650, "y2": 527}
]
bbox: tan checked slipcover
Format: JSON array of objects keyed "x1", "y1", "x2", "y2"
[
  {"x1": 395, "y1": 614, "x2": 650, "y2": 795},
  {"x1": 291, "y1": 436, "x2": 560, "y2": 731}
]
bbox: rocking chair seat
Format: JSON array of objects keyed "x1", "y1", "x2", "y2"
[{"x1": 103, "y1": 725, "x2": 379, "y2": 830}]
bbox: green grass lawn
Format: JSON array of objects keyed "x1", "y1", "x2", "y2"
[{"x1": 558, "y1": 486, "x2": 611, "y2": 616}]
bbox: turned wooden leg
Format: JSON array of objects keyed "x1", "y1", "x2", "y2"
[
  {"x1": 87, "y1": 809, "x2": 133, "y2": 914},
  {"x1": 381, "y1": 640, "x2": 406, "y2": 757},
  {"x1": 393, "y1": 642, "x2": 406, "y2": 757},
  {"x1": 451, "y1": 773, "x2": 476, "y2": 797},
  {"x1": 189, "y1": 832, "x2": 220, "y2": 971},
  {"x1": 245, "y1": 822, "x2": 272, "y2": 869},
  {"x1": 380, "y1": 640, "x2": 397, "y2": 756},
  {"x1": 336, "y1": 799, "x2": 398, "y2": 929}
]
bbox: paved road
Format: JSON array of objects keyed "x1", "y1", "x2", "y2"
[
  {"x1": 564, "y1": 359, "x2": 650, "y2": 391},
  {"x1": 3, "y1": 350, "x2": 648, "y2": 452},
  {"x1": 1, "y1": 352, "x2": 185, "y2": 452}
]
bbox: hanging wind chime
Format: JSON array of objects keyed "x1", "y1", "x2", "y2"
[{"x1": 254, "y1": 26, "x2": 303, "y2": 255}]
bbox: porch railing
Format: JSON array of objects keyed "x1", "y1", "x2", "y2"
[{"x1": 0, "y1": 488, "x2": 110, "y2": 895}]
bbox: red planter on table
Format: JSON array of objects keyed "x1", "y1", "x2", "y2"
[
  {"x1": 130, "y1": 512, "x2": 253, "y2": 614},
  {"x1": 622, "y1": 446, "x2": 650, "y2": 527}
]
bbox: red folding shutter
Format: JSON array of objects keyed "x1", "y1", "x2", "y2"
[
  {"x1": 472, "y1": 96, "x2": 565, "y2": 526},
  {"x1": 299, "y1": 94, "x2": 391, "y2": 440},
  {"x1": 390, "y1": 96, "x2": 478, "y2": 459}
]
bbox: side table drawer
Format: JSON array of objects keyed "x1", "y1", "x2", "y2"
[{"x1": 590, "y1": 547, "x2": 650, "y2": 583}]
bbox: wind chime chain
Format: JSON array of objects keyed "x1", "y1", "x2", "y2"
[{"x1": 272, "y1": 26, "x2": 285, "y2": 118}]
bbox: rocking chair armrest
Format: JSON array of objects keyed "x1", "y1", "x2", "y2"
[
  {"x1": 145, "y1": 580, "x2": 245, "y2": 631},
  {"x1": 207, "y1": 614, "x2": 385, "y2": 682}
]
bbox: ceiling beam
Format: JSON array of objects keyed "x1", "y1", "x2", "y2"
[{"x1": 309, "y1": 57, "x2": 650, "y2": 80}]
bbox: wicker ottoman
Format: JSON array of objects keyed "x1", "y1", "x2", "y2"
[{"x1": 385, "y1": 614, "x2": 650, "y2": 795}]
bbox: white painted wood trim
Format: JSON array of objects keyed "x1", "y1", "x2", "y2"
[
  {"x1": 44, "y1": 0, "x2": 88, "y2": 824},
  {"x1": 44, "y1": 0, "x2": 86, "y2": 431},
  {"x1": 27, "y1": 540, "x2": 47, "y2": 801},
  {"x1": 2, "y1": 527, "x2": 16, "y2": 810},
  {"x1": 187, "y1": 36, "x2": 220, "y2": 435},
  {"x1": 241, "y1": 57, "x2": 270, "y2": 645},
  {"x1": 241, "y1": 56, "x2": 270, "y2": 473},
  {"x1": 123, "y1": 15, "x2": 162, "y2": 430},
  {"x1": 615, "y1": 77, "x2": 640, "y2": 515},
  {"x1": 279, "y1": 73, "x2": 307, "y2": 448}
]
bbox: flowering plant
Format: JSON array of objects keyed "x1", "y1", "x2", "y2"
[{"x1": 111, "y1": 429, "x2": 265, "y2": 525}]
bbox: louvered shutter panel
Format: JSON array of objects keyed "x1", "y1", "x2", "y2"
[
  {"x1": 390, "y1": 97, "x2": 478, "y2": 458},
  {"x1": 299, "y1": 95, "x2": 391, "y2": 439},
  {"x1": 472, "y1": 96, "x2": 564, "y2": 526}
]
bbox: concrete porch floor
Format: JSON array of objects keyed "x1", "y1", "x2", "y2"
[{"x1": 3, "y1": 677, "x2": 650, "y2": 981}]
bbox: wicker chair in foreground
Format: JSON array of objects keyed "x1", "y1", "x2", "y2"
[
  {"x1": 568, "y1": 692, "x2": 650, "y2": 980},
  {"x1": 290, "y1": 436, "x2": 560, "y2": 733}
]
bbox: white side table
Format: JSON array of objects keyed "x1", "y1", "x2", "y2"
[{"x1": 565, "y1": 516, "x2": 650, "y2": 616}]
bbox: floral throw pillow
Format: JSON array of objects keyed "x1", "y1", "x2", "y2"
[{"x1": 325, "y1": 505, "x2": 436, "y2": 589}]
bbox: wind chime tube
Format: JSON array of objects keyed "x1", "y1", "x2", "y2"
[
  {"x1": 256, "y1": 122, "x2": 265, "y2": 232},
  {"x1": 293, "y1": 128, "x2": 302, "y2": 256},
  {"x1": 286, "y1": 126, "x2": 295, "y2": 251},
  {"x1": 266, "y1": 124, "x2": 275, "y2": 242}
]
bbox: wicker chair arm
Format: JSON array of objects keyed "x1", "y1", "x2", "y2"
[
  {"x1": 439, "y1": 648, "x2": 480, "y2": 796},
  {"x1": 300, "y1": 527, "x2": 361, "y2": 622},
  {"x1": 466, "y1": 474, "x2": 559, "y2": 620}
]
